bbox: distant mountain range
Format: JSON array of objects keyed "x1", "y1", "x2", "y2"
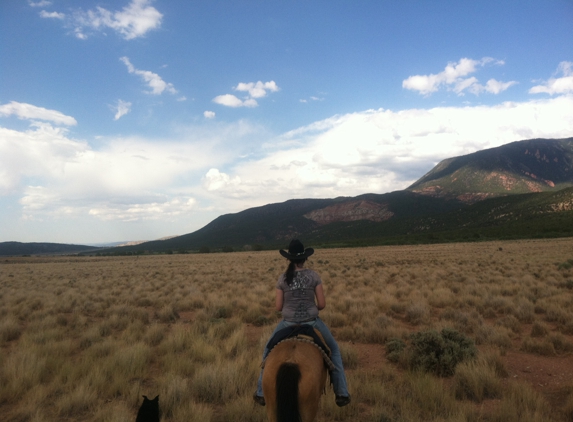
[
  {"x1": 0, "y1": 242, "x2": 100, "y2": 256},
  {"x1": 2, "y1": 137, "x2": 572, "y2": 256},
  {"x1": 96, "y1": 137, "x2": 573, "y2": 254}
]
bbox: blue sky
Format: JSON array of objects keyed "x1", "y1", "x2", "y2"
[{"x1": 1, "y1": 0, "x2": 572, "y2": 245}]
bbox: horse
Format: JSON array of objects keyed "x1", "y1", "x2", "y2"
[{"x1": 262, "y1": 339, "x2": 328, "y2": 422}]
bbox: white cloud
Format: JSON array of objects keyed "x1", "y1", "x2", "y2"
[
  {"x1": 70, "y1": 0, "x2": 162, "y2": 40},
  {"x1": 530, "y1": 61, "x2": 573, "y2": 95},
  {"x1": 204, "y1": 111, "x2": 216, "y2": 119},
  {"x1": 300, "y1": 96, "x2": 325, "y2": 103},
  {"x1": 482, "y1": 79, "x2": 518, "y2": 94},
  {"x1": 203, "y1": 169, "x2": 241, "y2": 192},
  {"x1": 39, "y1": 10, "x2": 64, "y2": 19},
  {"x1": 0, "y1": 123, "x2": 86, "y2": 195},
  {"x1": 202, "y1": 95, "x2": 573, "y2": 207},
  {"x1": 0, "y1": 101, "x2": 77, "y2": 125},
  {"x1": 213, "y1": 80, "x2": 279, "y2": 108},
  {"x1": 0, "y1": 109, "x2": 259, "y2": 221},
  {"x1": 3, "y1": 96, "x2": 573, "y2": 228},
  {"x1": 112, "y1": 100, "x2": 132, "y2": 120},
  {"x1": 235, "y1": 81, "x2": 279, "y2": 98},
  {"x1": 403, "y1": 58, "x2": 515, "y2": 96},
  {"x1": 212, "y1": 94, "x2": 258, "y2": 108},
  {"x1": 120, "y1": 57, "x2": 177, "y2": 95},
  {"x1": 29, "y1": 1, "x2": 51, "y2": 7},
  {"x1": 87, "y1": 198, "x2": 197, "y2": 222}
]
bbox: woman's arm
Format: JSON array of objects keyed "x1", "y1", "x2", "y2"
[
  {"x1": 275, "y1": 288, "x2": 284, "y2": 311},
  {"x1": 315, "y1": 284, "x2": 326, "y2": 310}
]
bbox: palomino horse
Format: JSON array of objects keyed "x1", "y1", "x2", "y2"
[{"x1": 262, "y1": 339, "x2": 328, "y2": 422}]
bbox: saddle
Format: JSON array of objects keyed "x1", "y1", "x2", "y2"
[{"x1": 264, "y1": 324, "x2": 335, "y2": 371}]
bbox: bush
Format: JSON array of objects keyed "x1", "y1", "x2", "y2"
[
  {"x1": 408, "y1": 328, "x2": 477, "y2": 377},
  {"x1": 530, "y1": 321, "x2": 549, "y2": 337},
  {"x1": 385, "y1": 337, "x2": 406, "y2": 363}
]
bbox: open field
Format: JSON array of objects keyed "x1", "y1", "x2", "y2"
[{"x1": 2, "y1": 238, "x2": 573, "y2": 421}]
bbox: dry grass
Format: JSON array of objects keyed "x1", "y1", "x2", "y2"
[{"x1": 1, "y1": 238, "x2": 573, "y2": 421}]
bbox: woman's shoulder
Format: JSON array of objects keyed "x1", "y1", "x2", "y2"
[{"x1": 301, "y1": 268, "x2": 321, "y2": 281}]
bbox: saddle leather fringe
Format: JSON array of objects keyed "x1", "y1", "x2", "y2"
[{"x1": 261, "y1": 336, "x2": 336, "y2": 372}]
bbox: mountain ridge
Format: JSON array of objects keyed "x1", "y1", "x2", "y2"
[
  {"x1": 130, "y1": 137, "x2": 572, "y2": 252},
  {"x1": 3, "y1": 137, "x2": 573, "y2": 256},
  {"x1": 408, "y1": 138, "x2": 573, "y2": 202}
]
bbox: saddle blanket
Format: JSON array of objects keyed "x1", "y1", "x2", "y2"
[{"x1": 266, "y1": 324, "x2": 331, "y2": 358}]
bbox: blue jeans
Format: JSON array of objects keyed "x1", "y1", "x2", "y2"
[{"x1": 256, "y1": 318, "x2": 350, "y2": 397}]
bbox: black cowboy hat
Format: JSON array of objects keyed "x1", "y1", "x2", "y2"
[{"x1": 279, "y1": 239, "x2": 314, "y2": 260}]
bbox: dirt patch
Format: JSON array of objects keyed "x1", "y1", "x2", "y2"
[
  {"x1": 348, "y1": 342, "x2": 387, "y2": 371},
  {"x1": 178, "y1": 310, "x2": 196, "y2": 323},
  {"x1": 502, "y1": 350, "x2": 573, "y2": 406}
]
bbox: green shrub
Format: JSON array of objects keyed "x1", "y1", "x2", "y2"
[
  {"x1": 385, "y1": 337, "x2": 406, "y2": 363},
  {"x1": 557, "y1": 259, "x2": 573, "y2": 270},
  {"x1": 408, "y1": 328, "x2": 477, "y2": 377}
]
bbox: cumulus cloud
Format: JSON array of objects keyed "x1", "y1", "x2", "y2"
[
  {"x1": 213, "y1": 80, "x2": 279, "y2": 108},
  {"x1": 0, "y1": 108, "x2": 259, "y2": 222},
  {"x1": 235, "y1": 81, "x2": 279, "y2": 98},
  {"x1": 0, "y1": 123, "x2": 86, "y2": 195},
  {"x1": 481, "y1": 79, "x2": 518, "y2": 94},
  {"x1": 0, "y1": 101, "x2": 77, "y2": 125},
  {"x1": 203, "y1": 169, "x2": 241, "y2": 192},
  {"x1": 212, "y1": 94, "x2": 258, "y2": 108},
  {"x1": 120, "y1": 57, "x2": 177, "y2": 95},
  {"x1": 36, "y1": 0, "x2": 162, "y2": 40},
  {"x1": 203, "y1": 95, "x2": 573, "y2": 206},
  {"x1": 3, "y1": 95, "x2": 573, "y2": 229},
  {"x1": 1, "y1": 124, "x2": 206, "y2": 219},
  {"x1": 403, "y1": 58, "x2": 515, "y2": 96},
  {"x1": 74, "y1": 0, "x2": 162, "y2": 40},
  {"x1": 204, "y1": 111, "x2": 216, "y2": 119},
  {"x1": 112, "y1": 99, "x2": 132, "y2": 120},
  {"x1": 530, "y1": 61, "x2": 573, "y2": 95}
]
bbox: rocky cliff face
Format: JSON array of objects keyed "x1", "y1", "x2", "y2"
[{"x1": 303, "y1": 200, "x2": 394, "y2": 225}]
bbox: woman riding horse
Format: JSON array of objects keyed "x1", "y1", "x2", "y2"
[{"x1": 254, "y1": 239, "x2": 351, "y2": 407}]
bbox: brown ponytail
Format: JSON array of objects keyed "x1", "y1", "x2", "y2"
[{"x1": 285, "y1": 258, "x2": 306, "y2": 286}]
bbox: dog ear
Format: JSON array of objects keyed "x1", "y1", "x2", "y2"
[{"x1": 152, "y1": 395, "x2": 159, "y2": 401}]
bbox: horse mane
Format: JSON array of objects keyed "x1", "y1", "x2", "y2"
[{"x1": 276, "y1": 363, "x2": 302, "y2": 422}]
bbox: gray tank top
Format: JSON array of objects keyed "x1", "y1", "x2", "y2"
[{"x1": 276, "y1": 269, "x2": 322, "y2": 322}]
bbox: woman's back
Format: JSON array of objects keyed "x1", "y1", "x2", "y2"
[{"x1": 277, "y1": 269, "x2": 321, "y2": 323}]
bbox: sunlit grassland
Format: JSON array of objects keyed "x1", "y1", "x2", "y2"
[{"x1": 1, "y1": 238, "x2": 573, "y2": 421}]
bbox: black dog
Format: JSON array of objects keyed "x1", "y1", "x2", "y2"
[{"x1": 136, "y1": 395, "x2": 160, "y2": 422}]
